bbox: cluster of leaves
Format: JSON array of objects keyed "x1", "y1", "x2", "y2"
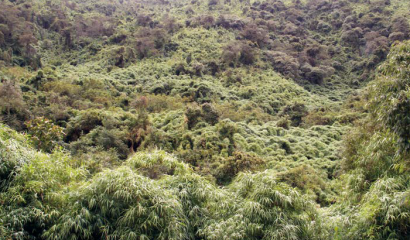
[
  {"x1": 0, "y1": 129, "x2": 324, "y2": 240},
  {"x1": 0, "y1": 124, "x2": 86, "y2": 240},
  {"x1": 26, "y1": 117, "x2": 65, "y2": 152}
]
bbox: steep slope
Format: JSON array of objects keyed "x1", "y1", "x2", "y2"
[
  {"x1": 1, "y1": 0, "x2": 410, "y2": 239},
  {"x1": 323, "y1": 40, "x2": 410, "y2": 240}
]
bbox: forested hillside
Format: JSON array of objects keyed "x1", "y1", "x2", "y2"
[{"x1": 1, "y1": 0, "x2": 410, "y2": 239}]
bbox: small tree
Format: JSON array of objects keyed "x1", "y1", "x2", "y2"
[
  {"x1": 134, "y1": 28, "x2": 168, "y2": 59},
  {"x1": 280, "y1": 102, "x2": 308, "y2": 127},
  {"x1": 201, "y1": 103, "x2": 219, "y2": 125},
  {"x1": 239, "y1": 43, "x2": 256, "y2": 65},
  {"x1": 222, "y1": 41, "x2": 256, "y2": 67},
  {"x1": 128, "y1": 97, "x2": 151, "y2": 152},
  {"x1": 241, "y1": 23, "x2": 269, "y2": 47},
  {"x1": 0, "y1": 79, "x2": 25, "y2": 116},
  {"x1": 185, "y1": 104, "x2": 202, "y2": 130},
  {"x1": 26, "y1": 117, "x2": 65, "y2": 152}
]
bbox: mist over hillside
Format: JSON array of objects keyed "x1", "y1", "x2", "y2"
[{"x1": 1, "y1": 0, "x2": 410, "y2": 239}]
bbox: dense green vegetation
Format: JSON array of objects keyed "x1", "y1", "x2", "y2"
[{"x1": 1, "y1": 0, "x2": 410, "y2": 239}]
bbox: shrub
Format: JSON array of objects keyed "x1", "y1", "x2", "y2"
[
  {"x1": 280, "y1": 103, "x2": 308, "y2": 127},
  {"x1": 263, "y1": 51, "x2": 300, "y2": 80},
  {"x1": 65, "y1": 110, "x2": 103, "y2": 142},
  {"x1": 72, "y1": 147, "x2": 120, "y2": 174},
  {"x1": 215, "y1": 151, "x2": 264, "y2": 184},
  {"x1": 201, "y1": 170, "x2": 318, "y2": 240},
  {"x1": 341, "y1": 28, "x2": 362, "y2": 47},
  {"x1": 127, "y1": 150, "x2": 190, "y2": 179},
  {"x1": 391, "y1": 17, "x2": 410, "y2": 38},
  {"x1": 277, "y1": 165, "x2": 328, "y2": 203},
  {"x1": 26, "y1": 117, "x2": 64, "y2": 152},
  {"x1": 222, "y1": 42, "x2": 241, "y2": 67},
  {"x1": 0, "y1": 134, "x2": 85, "y2": 239},
  {"x1": 277, "y1": 118, "x2": 290, "y2": 129},
  {"x1": 0, "y1": 79, "x2": 26, "y2": 128},
  {"x1": 304, "y1": 67, "x2": 326, "y2": 85},
  {"x1": 201, "y1": 103, "x2": 219, "y2": 126},
  {"x1": 45, "y1": 167, "x2": 188, "y2": 240},
  {"x1": 185, "y1": 104, "x2": 202, "y2": 130},
  {"x1": 0, "y1": 79, "x2": 24, "y2": 116},
  {"x1": 208, "y1": 0, "x2": 219, "y2": 6},
  {"x1": 239, "y1": 43, "x2": 256, "y2": 65},
  {"x1": 241, "y1": 23, "x2": 269, "y2": 47},
  {"x1": 0, "y1": 125, "x2": 32, "y2": 192},
  {"x1": 134, "y1": 28, "x2": 168, "y2": 59}
]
